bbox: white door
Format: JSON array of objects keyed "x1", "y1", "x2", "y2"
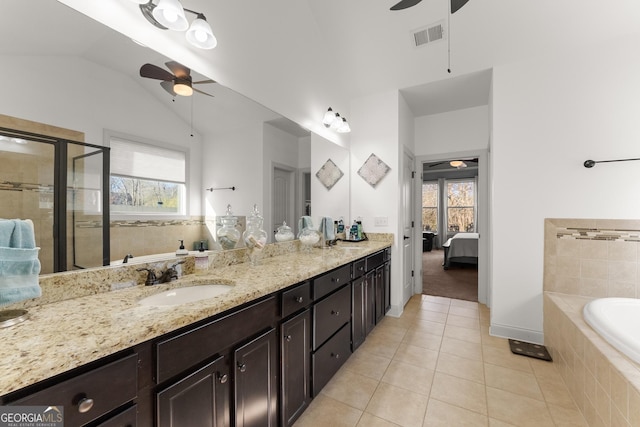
[
  {"x1": 273, "y1": 167, "x2": 295, "y2": 236},
  {"x1": 402, "y1": 151, "x2": 415, "y2": 306}
]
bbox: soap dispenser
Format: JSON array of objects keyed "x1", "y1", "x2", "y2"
[{"x1": 176, "y1": 239, "x2": 189, "y2": 256}]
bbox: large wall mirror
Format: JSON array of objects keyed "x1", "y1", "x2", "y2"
[{"x1": 0, "y1": 0, "x2": 349, "y2": 274}]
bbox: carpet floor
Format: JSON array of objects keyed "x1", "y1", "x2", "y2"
[{"x1": 422, "y1": 248, "x2": 478, "y2": 302}]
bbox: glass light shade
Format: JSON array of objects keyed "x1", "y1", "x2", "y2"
[
  {"x1": 129, "y1": 0, "x2": 149, "y2": 3},
  {"x1": 322, "y1": 108, "x2": 335, "y2": 127},
  {"x1": 449, "y1": 160, "x2": 466, "y2": 168},
  {"x1": 152, "y1": 0, "x2": 188, "y2": 31},
  {"x1": 186, "y1": 16, "x2": 217, "y2": 49},
  {"x1": 173, "y1": 82, "x2": 193, "y2": 96},
  {"x1": 337, "y1": 118, "x2": 351, "y2": 133},
  {"x1": 330, "y1": 113, "x2": 342, "y2": 130}
]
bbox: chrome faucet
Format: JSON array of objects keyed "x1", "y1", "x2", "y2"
[{"x1": 123, "y1": 254, "x2": 134, "y2": 263}]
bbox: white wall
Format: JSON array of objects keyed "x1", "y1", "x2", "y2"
[
  {"x1": 414, "y1": 106, "x2": 489, "y2": 154},
  {"x1": 1, "y1": 55, "x2": 203, "y2": 215},
  {"x1": 491, "y1": 31, "x2": 640, "y2": 343},
  {"x1": 350, "y1": 91, "x2": 404, "y2": 314}
]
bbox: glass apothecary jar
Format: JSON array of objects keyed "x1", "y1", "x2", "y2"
[
  {"x1": 217, "y1": 204, "x2": 240, "y2": 250},
  {"x1": 298, "y1": 216, "x2": 320, "y2": 252},
  {"x1": 275, "y1": 221, "x2": 294, "y2": 242},
  {"x1": 243, "y1": 204, "x2": 268, "y2": 265}
]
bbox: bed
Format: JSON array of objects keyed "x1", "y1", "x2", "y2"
[{"x1": 442, "y1": 232, "x2": 478, "y2": 269}]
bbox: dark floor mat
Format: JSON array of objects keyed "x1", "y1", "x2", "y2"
[{"x1": 508, "y1": 339, "x2": 552, "y2": 361}]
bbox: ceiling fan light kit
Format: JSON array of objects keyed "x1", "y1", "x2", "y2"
[
  {"x1": 133, "y1": 0, "x2": 217, "y2": 50},
  {"x1": 140, "y1": 61, "x2": 215, "y2": 97}
]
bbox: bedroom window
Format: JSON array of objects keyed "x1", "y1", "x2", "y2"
[
  {"x1": 109, "y1": 136, "x2": 187, "y2": 216},
  {"x1": 422, "y1": 181, "x2": 438, "y2": 231},
  {"x1": 446, "y1": 179, "x2": 475, "y2": 232}
]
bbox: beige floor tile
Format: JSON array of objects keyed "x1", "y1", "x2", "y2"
[
  {"x1": 342, "y1": 350, "x2": 392, "y2": 381},
  {"x1": 430, "y1": 372, "x2": 488, "y2": 415},
  {"x1": 421, "y1": 301, "x2": 450, "y2": 314},
  {"x1": 366, "y1": 382, "x2": 429, "y2": 427},
  {"x1": 411, "y1": 319, "x2": 446, "y2": 336},
  {"x1": 481, "y1": 327, "x2": 509, "y2": 349},
  {"x1": 446, "y1": 313, "x2": 480, "y2": 330},
  {"x1": 436, "y1": 353, "x2": 485, "y2": 384},
  {"x1": 393, "y1": 342, "x2": 440, "y2": 370},
  {"x1": 488, "y1": 419, "x2": 518, "y2": 427},
  {"x1": 450, "y1": 299, "x2": 479, "y2": 309},
  {"x1": 449, "y1": 305, "x2": 479, "y2": 319},
  {"x1": 440, "y1": 336, "x2": 483, "y2": 361},
  {"x1": 444, "y1": 324, "x2": 482, "y2": 344},
  {"x1": 484, "y1": 364, "x2": 543, "y2": 401},
  {"x1": 547, "y1": 403, "x2": 588, "y2": 426},
  {"x1": 293, "y1": 394, "x2": 363, "y2": 427},
  {"x1": 415, "y1": 309, "x2": 449, "y2": 324},
  {"x1": 423, "y1": 399, "x2": 488, "y2": 426},
  {"x1": 359, "y1": 334, "x2": 402, "y2": 359},
  {"x1": 368, "y1": 323, "x2": 409, "y2": 344},
  {"x1": 422, "y1": 295, "x2": 451, "y2": 306},
  {"x1": 379, "y1": 313, "x2": 418, "y2": 329},
  {"x1": 356, "y1": 413, "x2": 402, "y2": 427},
  {"x1": 402, "y1": 329, "x2": 443, "y2": 351},
  {"x1": 482, "y1": 344, "x2": 532, "y2": 373},
  {"x1": 321, "y1": 369, "x2": 380, "y2": 410},
  {"x1": 486, "y1": 387, "x2": 554, "y2": 427},
  {"x1": 382, "y1": 359, "x2": 435, "y2": 396},
  {"x1": 535, "y1": 369, "x2": 578, "y2": 409}
]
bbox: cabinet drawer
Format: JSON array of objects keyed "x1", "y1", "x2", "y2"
[
  {"x1": 281, "y1": 281, "x2": 311, "y2": 318},
  {"x1": 13, "y1": 353, "x2": 138, "y2": 427},
  {"x1": 313, "y1": 284, "x2": 350, "y2": 350},
  {"x1": 156, "y1": 296, "x2": 278, "y2": 384},
  {"x1": 313, "y1": 264, "x2": 351, "y2": 300},
  {"x1": 312, "y1": 324, "x2": 351, "y2": 396},
  {"x1": 96, "y1": 405, "x2": 137, "y2": 427},
  {"x1": 352, "y1": 259, "x2": 366, "y2": 279},
  {"x1": 365, "y1": 251, "x2": 385, "y2": 271}
]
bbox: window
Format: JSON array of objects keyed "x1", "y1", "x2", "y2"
[
  {"x1": 421, "y1": 181, "x2": 438, "y2": 231},
  {"x1": 109, "y1": 137, "x2": 187, "y2": 216},
  {"x1": 446, "y1": 179, "x2": 475, "y2": 232}
]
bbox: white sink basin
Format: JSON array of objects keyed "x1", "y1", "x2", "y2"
[{"x1": 138, "y1": 284, "x2": 232, "y2": 307}]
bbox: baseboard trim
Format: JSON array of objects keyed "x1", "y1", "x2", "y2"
[
  {"x1": 490, "y1": 324, "x2": 544, "y2": 345},
  {"x1": 386, "y1": 304, "x2": 403, "y2": 318}
]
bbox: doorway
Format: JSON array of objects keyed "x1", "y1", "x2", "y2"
[
  {"x1": 417, "y1": 150, "x2": 489, "y2": 305},
  {"x1": 272, "y1": 165, "x2": 295, "y2": 238}
]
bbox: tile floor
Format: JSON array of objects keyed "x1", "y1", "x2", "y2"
[{"x1": 293, "y1": 294, "x2": 587, "y2": 427}]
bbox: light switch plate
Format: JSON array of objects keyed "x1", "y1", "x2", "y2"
[{"x1": 374, "y1": 216, "x2": 388, "y2": 226}]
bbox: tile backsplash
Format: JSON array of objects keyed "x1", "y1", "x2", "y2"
[{"x1": 544, "y1": 218, "x2": 640, "y2": 298}]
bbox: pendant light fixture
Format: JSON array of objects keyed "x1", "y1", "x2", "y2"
[{"x1": 135, "y1": 0, "x2": 217, "y2": 50}]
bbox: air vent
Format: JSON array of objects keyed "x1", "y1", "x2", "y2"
[{"x1": 412, "y1": 20, "x2": 445, "y2": 48}]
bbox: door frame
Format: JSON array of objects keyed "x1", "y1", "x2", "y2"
[
  {"x1": 271, "y1": 162, "x2": 297, "y2": 240},
  {"x1": 415, "y1": 148, "x2": 490, "y2": 306},
  {"x1": 402, "y1": 149, "x2": 416, "y2": 307}
]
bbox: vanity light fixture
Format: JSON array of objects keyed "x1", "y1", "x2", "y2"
[
  {"x1": 322, "y1": 107, "x2": 351, "y2": 133},
  {"x1": 133, "y1": 0, "x2": 218, "y2": 50}
]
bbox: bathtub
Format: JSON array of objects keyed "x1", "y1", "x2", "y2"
[{"x1": 583, "y1": 297, "x2": 640, "y2": 364}]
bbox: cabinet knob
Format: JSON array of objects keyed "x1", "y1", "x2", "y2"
[
  {"x1": 77, "y1": 397, "x2": 94, "y2": 413},
  {"x1": 238, "y1": 363, "x2": 247, "y2": 373},
  {"x1": 285, "y1": 335, "x2": 292, "y2": 342},
  {"x1": 218, "y1": 373, "x2": 228, "y2": 384},
  {"x1": 295, "y1": 296, "x2": 304, "y2": 303},
  {"x1": 331, "y1": 310, "x2": 340, "y2": 316},
  {"x1": 331, "y1": 352, "x2": 340, "y2": 359},
  {"x1": 331, "y1": 277, "x2": 340, "y2": 283}
]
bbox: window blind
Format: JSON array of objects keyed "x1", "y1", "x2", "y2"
[{"x1": 110, "y1": 138, "x2": 185, "y2": 183}]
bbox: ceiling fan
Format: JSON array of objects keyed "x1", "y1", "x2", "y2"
[
  {"x1": 139, "y1": 61, "x2": 215, "y2": 97},
  {"x1": 427, "y1": 158, "x2": 478, "y2": 169},
  {"x1": 390, "y1": 0, "x2": 469, "y2": 13}
]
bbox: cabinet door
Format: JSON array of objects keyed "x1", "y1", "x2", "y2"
[
  {"x1": 234, "y1": 328, "x2": 278, "y2": 427},
  {"x1": 375, "y1": 266, "x2": 385, "y2": 324},
  {"x1": 281, "y1": 310, "x2": 311, "y2": 427},
  {"x1": 365, "y1": 272, "x2": 376, "y2": 336},
  {"x1": 351, "y1": 276, "x2": 366, "y2": 351},
  {"x1": 157, "y1": 355, "x2": 230, "y2": 427}
]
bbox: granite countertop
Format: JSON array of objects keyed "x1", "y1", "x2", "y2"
[{"x1": 0, "y1": 239, "x2": 391, "y2": 396}]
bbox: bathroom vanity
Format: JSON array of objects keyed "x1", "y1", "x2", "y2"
[{"x1": 0, "y1": 240, "x2": 391, "y2": 427}]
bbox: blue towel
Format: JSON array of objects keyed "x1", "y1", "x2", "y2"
[
  {"x1": 0, "y1": 219, "x2": 41, "y2": 306},
  {"x1": 319, "y1": 217, "x2": 335, "y2": 241}
]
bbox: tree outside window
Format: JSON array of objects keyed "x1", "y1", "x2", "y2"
[
  {"x1": 447, "y1": 180, "x2": 475, "y2": 232},
  {"x1": 422, "y1": 181, "x2": 438, "y2": 231}
]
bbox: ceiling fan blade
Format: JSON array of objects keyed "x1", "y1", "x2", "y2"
[
  {"x1": 193, "y1": 79, "x2": 216, "y2": 85},
  {"x1": 427, "y1": 162, "x2": 446, "y2": 168},
  {"x1": 193, "y1": 87, "x2": 214, "y2": 97},
  {"x1": 165, "y1": 61, "x2": 191, "y2": 79},
  {"x1": 140, "y1": 63, "x2": 174, "y2": 81},
  {"x1": 160, "y1": 80, "x2": 177, "y2": 96},
  {"x1": 390, "y1": 0, "x2": 422, "y2": 10},
  {"x1": 451, "y1": 0, "x2": 470, "y2": 14}
]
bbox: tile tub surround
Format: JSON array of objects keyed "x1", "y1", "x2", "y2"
[
  {"x1": 544, "y1": 293, "x2": 640, "y2": 427},
  {"x1": 0, "y1": 236, "x2": 391, "y2": 396},
  {"x1": 544, "y1": 218, "x2": 640, "y2": 426}
]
